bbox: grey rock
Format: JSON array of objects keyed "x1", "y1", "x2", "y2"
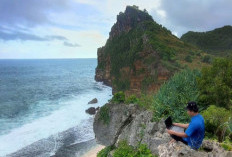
[
  {"x1": 88, "y1": 98, "x2": 98, "y2": 104},
  {"x1": 85, "y1": 107, "x2": 96, "y2": 115},
  {"x1": 93, "y1": 103, "x2": 232, "y2": 157}
]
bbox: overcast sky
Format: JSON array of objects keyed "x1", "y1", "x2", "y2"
[{"x1": 0, "y1": 0, "x2": 231, "y2": 59}]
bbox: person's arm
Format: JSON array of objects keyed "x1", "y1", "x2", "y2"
[
  {"x1": 166, "y1": 129, "x2": 188, "y2": 138},
  {"x1": 173, "y1": 123, "x2": 189, "y2": 129}
]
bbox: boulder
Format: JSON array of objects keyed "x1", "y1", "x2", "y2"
[
  {"x1": 85, "y1": 107, "x2": 96, "y2": 115},
  {"x1": 88, "y1": 98, "x2": 98, "y2": 104}
]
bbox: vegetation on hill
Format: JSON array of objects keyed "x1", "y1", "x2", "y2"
[
  {"x1": 181, "y1": 25, "x2": 232, "y2": 56},
  {"x1": 96, "y1": 5, "x2": 209, "y2": 93}
]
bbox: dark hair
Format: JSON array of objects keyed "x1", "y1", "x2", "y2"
[{"x1": 186, "y1": 101, "x2": 199, "y2": 112}]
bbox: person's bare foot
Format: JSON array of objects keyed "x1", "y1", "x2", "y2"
[{"x1": 169, "y1": 139, "x2": 176, "y2": 144}]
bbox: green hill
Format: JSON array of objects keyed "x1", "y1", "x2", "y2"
[
  {"x1": 95, "y1": 5, "x2": 209, "y2": 96},
  {"x1": 181, "y1": 25, "x2": 232, "y2": 56}
]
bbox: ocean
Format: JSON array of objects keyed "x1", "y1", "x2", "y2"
[{"x1": 0, "y1": 59, "x2": 112, "y2": 156}]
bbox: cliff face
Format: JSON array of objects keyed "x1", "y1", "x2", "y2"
[
  {"x1": 93, "y1": 103, "x2": 232, "y2": 157},
  {"x1": 95, "y1": 6, "x2": 206, "y2": 96}
]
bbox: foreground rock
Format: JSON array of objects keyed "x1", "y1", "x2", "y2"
[
  {"x1": 85, "y1": 107, "x2": 97, "y2": 115},
  {"x1": 93, "y1": 102, "x2": 232, "y2": 156},
  {"x1": 88, "y1": 98, "x2": 98, "y2": 104}
]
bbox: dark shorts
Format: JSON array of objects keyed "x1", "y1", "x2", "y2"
[{"x1": 171, "y1": 135, "x2": 188, "y2": 145}]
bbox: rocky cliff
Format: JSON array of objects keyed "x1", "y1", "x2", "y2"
[
  {"x1": 95, "y1": 5, "x2": 207, "y2": 96},
  {"x1": 93, "y1": 103, "x2": 232, "y2": 157}
]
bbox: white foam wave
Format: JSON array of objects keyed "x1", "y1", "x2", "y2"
[{"x1": 0, "y1": 83, "x2": 111, "y2": 156}]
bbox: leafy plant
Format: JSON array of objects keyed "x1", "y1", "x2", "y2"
[
  {"x1": 152, "y1": 68, "x2": 201, "y2": 122},
  {"x1": 125, "y1": 94, "x2": 139, "y2": 104},
  {"x1": 113, "y1": 140, "x2": 154, "y2": 157},
  {"x1": 111, "y1": 91, "x2": 126, "y2": 103},
  {"x1": 202, "y1": 105, "x2": 232, "y2": 142},
  {"x1": 197, "y1": 57, "x2": 232, "y2": 109}
]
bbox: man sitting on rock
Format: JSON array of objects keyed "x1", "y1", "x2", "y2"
[{"x1": 166, "y1": 101, "x2": 205, "y2": 150}]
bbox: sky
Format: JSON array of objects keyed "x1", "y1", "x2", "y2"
[{"x1": 0, "y1": 0, "x2": 232, "y2": 59}]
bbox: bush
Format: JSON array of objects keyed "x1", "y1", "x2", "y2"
[
  {"x1": 152, "y1": 68, "x2": 201, "y2": 122},
  {"x1": 113, "y1": 140, "x2": 154, "y2": 157},
  {"x1": 221, "y1": 140, "x2": 232, "y2": 151},
  {"x1": 197, "y1": 57, "x2": 232, "y2": 109},
  {"x1": 99, "y1": 104, "x2": 110, "y2": 125},
  {"x1": 137, "y1": 94, "x2": 155, "y2": 111},
  {"x1": 125, "y1": 94, "x2": 139, "y2": 104},
  {"x1": 202, "y1": 105, "x2": 232, "y2": 142},
  {"x1": 111, "y1": 91, "x2": 126, "y2": 103},
  {"x1": 185, "y1": 55, "x2": 193, "y2": 62},
  {"x1": 201, "y1": 55, "x2": 212, "y2": 63}
]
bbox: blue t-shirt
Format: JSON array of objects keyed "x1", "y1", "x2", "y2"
[{"x1": 183, "y1": 114, "x2": 205, "y2": 149}]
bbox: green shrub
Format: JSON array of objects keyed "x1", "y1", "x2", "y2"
[
  {"x1": 125, "y1": 94, "x2": 139, "y2": 104},
  {"x1": 202, "y1": 105, "x2": 232, "y2": 142},
  {"x1": 113, "y1": 140, "x2": 154, "y2": 157},
  {"x1": 220, "y1": 138, "x2": 232, "y2": 151},
  {"x1": 185, "y1": 55, "x2": 193, "y2": 62},
  {"x1": 201, "y1": 55, "x2": 212, "y2": 63},
  {"x1": 99, "y1": 104, "x2": 110, "y2": 125},
  {"x1": 152, "y1": 68, "x2": 201, "y2": 122},
  {"x1": 97, "y1": 146, "x2": 115, "y2": 157},
  {"x1": 197, "y1": 57, "x2": 232, "y2": 109},
  {"x1": 137, "y1": 94, "x2": 155, "y2": 111},
  {"x1": 113, "y1": 140, "x2": 135, "y2": 157},
  {"x1": 111, "y1": 91, "x2": 126, "y2": 103}
]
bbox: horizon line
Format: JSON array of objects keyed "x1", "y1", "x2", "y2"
[{"x1": 0, "y1": 57, "x2": 97, "y2": 60}]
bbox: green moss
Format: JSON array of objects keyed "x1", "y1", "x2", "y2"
[{"x1": 98, "y1": 104, "x2": 110, "y2": 125}]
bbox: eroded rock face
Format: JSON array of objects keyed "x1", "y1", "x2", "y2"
[
  {"x1": 158, "y1": 140, "x2": 232, "y2": 157},
  {"x1": 94, "y1": 6, "x2": 173, "y2": 97},
  {"x1": 93, "y1": 102, "x2": 170, "y2": 155},
  {"x1": 93, "y1": 103, "x2": 141, "y2": 146},
  {"x1": 93, "y1": 103, "x2": 232, "y2": 156}
]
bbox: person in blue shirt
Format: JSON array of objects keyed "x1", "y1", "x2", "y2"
[{"x1": 166, "y1": 101, "x2": 205, "y2": 150}]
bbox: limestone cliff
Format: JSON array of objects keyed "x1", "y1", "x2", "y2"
[
  {"x1": 95, "y1": 5, "x2": 207, "y2": 96},
  {"x1": 93, "y1": 103, "x2": 232, "y2": 157}
]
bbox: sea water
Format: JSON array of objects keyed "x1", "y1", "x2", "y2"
[{"x1": 0, "y1": 59, "x2": 112, "y2": 156}]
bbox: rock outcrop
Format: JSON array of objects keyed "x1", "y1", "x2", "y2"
[
  {"x1": 85, "y1": 107, "x2": 97, "y2": 115},
  {"x1": 88, "y1": 98, "x2": 98, "y2": 104},
  {"x1": 93, "y1": 103, "x2": 232, "y2": 156}
]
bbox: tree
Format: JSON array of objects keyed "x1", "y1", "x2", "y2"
[{"x1": 197, "y1": 57, "x2": 232, "y2": 109}]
